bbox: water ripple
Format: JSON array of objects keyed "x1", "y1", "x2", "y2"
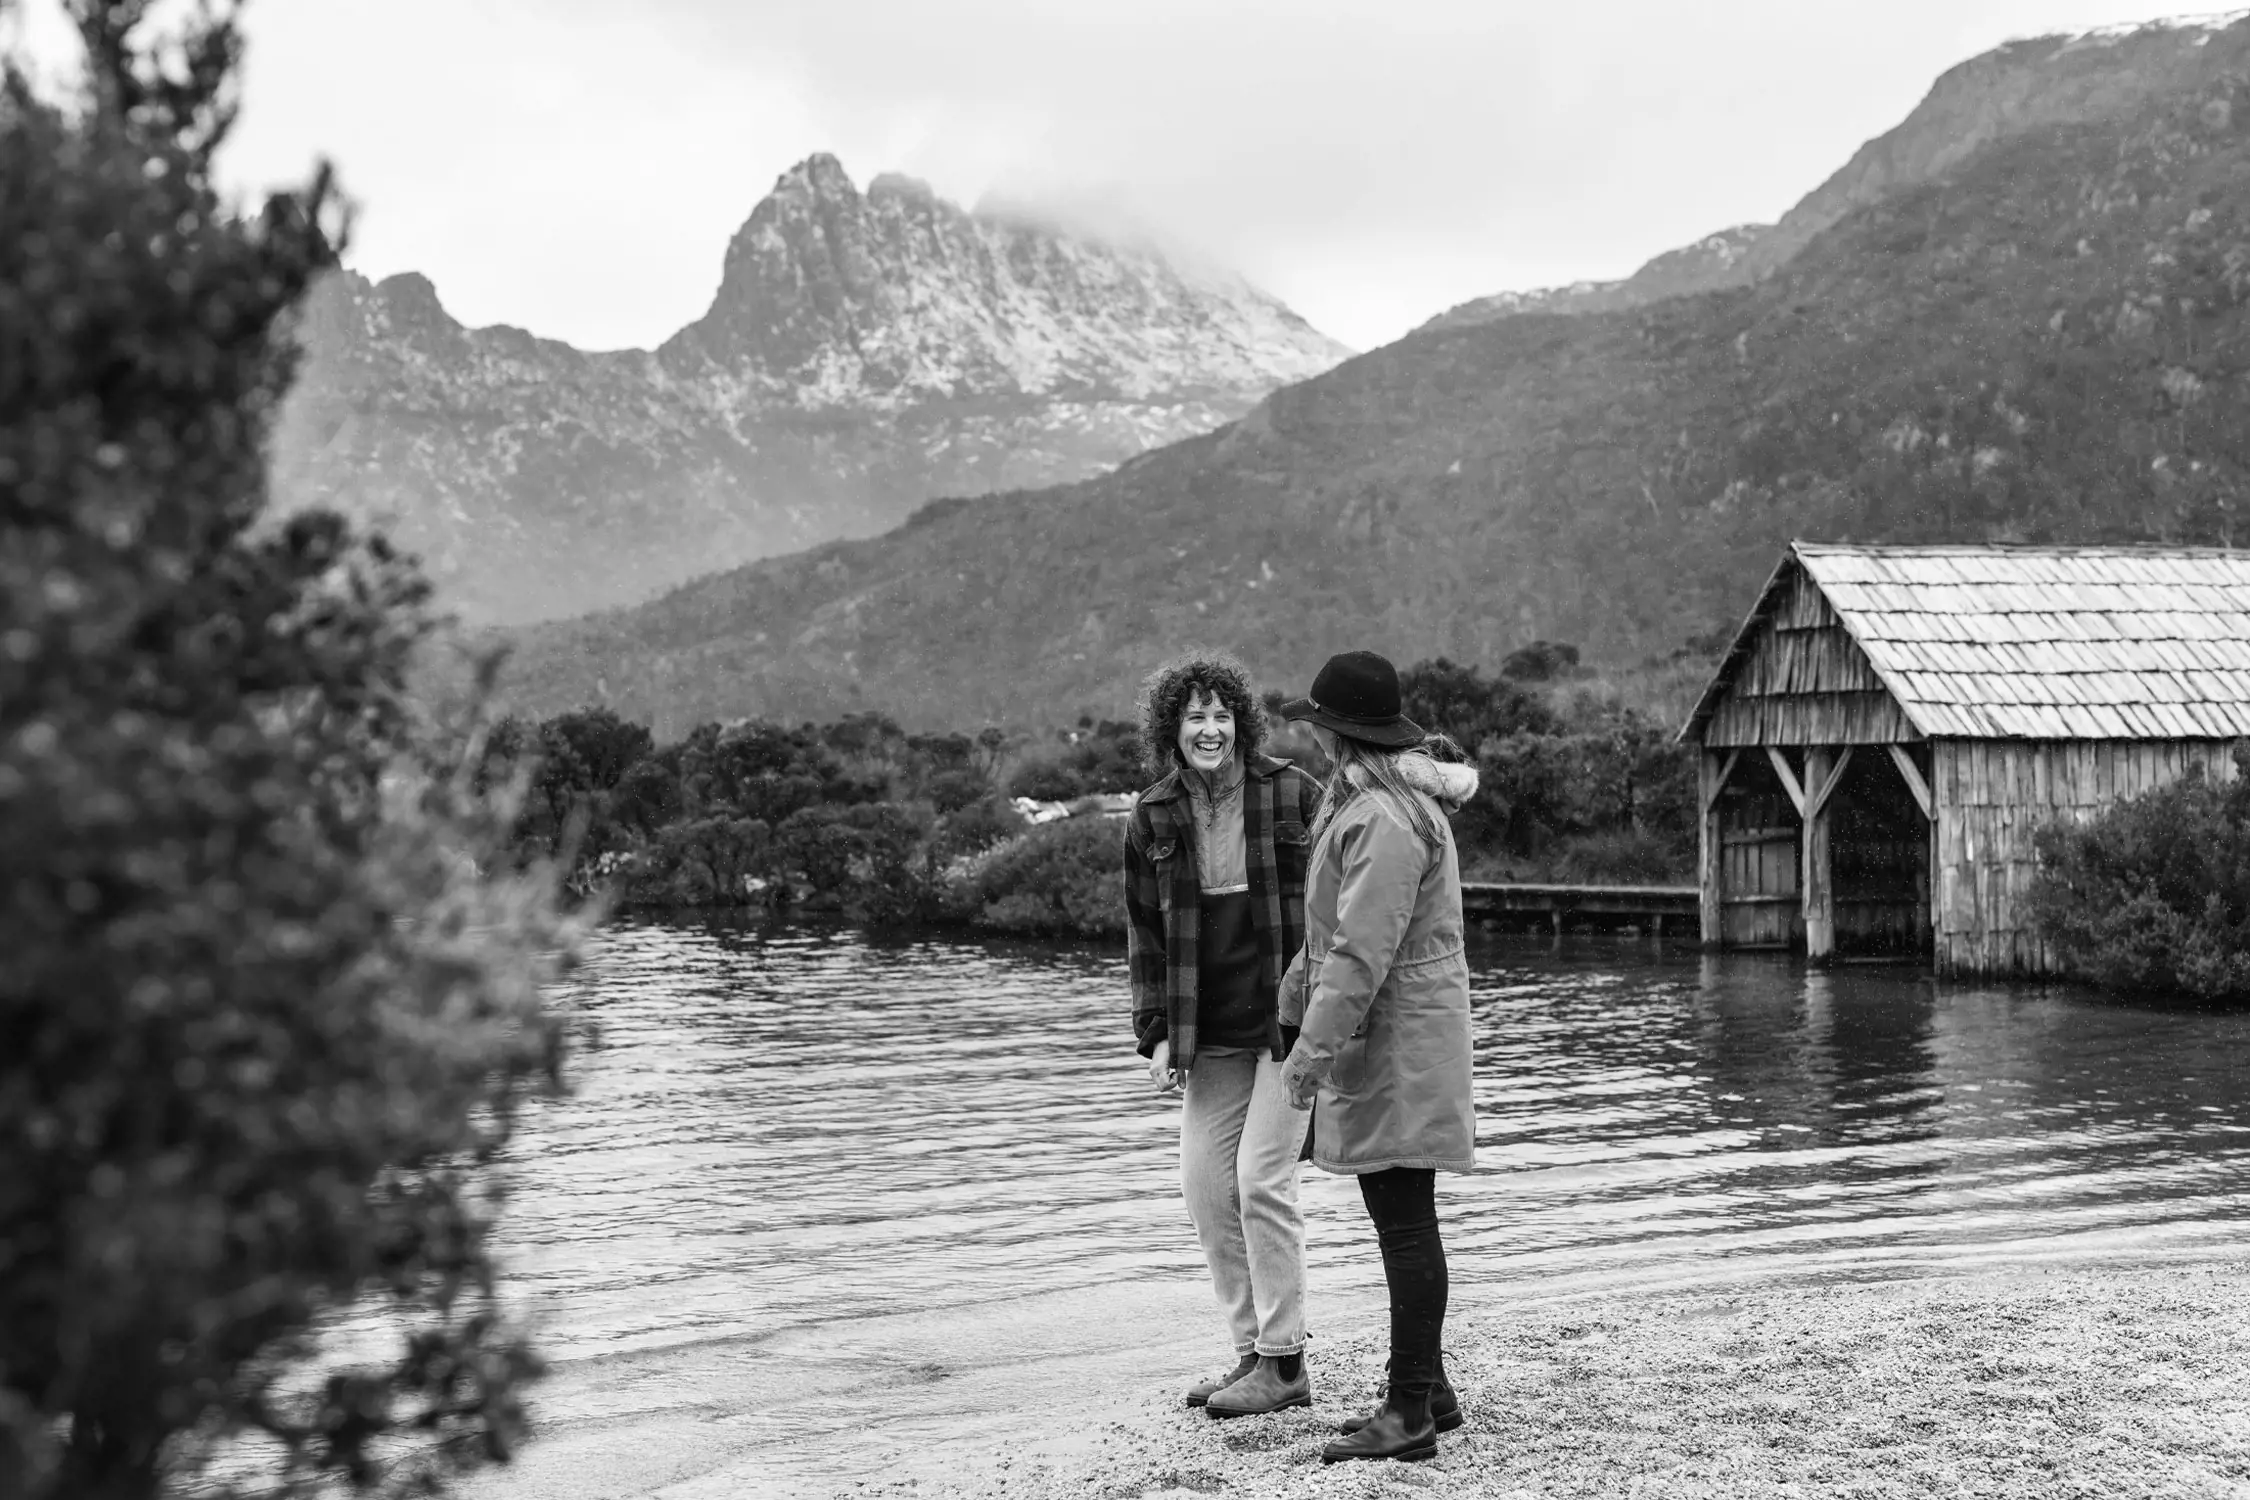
[{"x1": 489, "y1": 917, "x2": 2250, "y2": 1359}]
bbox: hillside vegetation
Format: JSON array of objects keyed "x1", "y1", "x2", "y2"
[{"x1": 489, "y1": 21, "x2": 2250, "y2": 736}]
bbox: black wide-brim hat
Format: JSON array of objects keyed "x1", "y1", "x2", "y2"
[{"x1": 1279, "y1": 650, "x2": 1424, "y2": 748}]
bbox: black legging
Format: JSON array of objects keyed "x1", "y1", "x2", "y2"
[{"x1": 1357, "y1": 1166, "x2": 1447, "y2": 1400}]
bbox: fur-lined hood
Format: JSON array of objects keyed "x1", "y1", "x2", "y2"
[{"x1": 1339, "y1": 751, "x2": 1480, "y2": 813}]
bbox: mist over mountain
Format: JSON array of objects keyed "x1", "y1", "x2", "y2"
[
  {"x1": 488, "y1": 14, "x2": 2250, "y2": 736},
  {"x1": 270, "y1": 155, "x2": 1349, "y2": 623}
]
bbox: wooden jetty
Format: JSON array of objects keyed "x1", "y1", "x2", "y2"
[{"x1": 1461, "y1": 881, "x2": 1700, "y2": 938}]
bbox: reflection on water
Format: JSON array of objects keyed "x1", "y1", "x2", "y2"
[{"x1": 497, "y1": 916, "x2": 2250, "y2": 1362}]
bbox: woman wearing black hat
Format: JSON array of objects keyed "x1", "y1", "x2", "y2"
[{"x1": 1276, "y1": 649, "x2": 1479, "y2": 1465}]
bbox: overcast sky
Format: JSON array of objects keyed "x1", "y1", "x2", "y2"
[{"x1": 4, "y1": 0, "x2": 2229, "y2": 351}]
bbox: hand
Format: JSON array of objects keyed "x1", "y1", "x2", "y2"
[
  {"x1": 1282, "y1": 1056, "x2": 1318, "y2": 1111},
  {"x1": 1148, "y1": 1038, "x2": 1181, "y2": 1094}
]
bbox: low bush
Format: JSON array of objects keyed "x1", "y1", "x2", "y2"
[
  {"x1": 1007, "y1": 756, "x2": 1087, "y2": 803},
  {"x1": 1058, "y1": 719, "x2": 1143, "y2": 790},
  {"x1": 623, "y1": 816, "x2": 773, "y2": 907},
  {"x1": 612, "y1": 755, "x2": 687, "y2": 834},
  {"x1": 1548, "y1": 828, "x2": 1691, "y2": 886},
  {"x1": 772, "y1": 802, "x2": 935, "y2": 925},
  {"x1": 1398, "y1": 656, "x2": 1557, "y2": 746},
  {"x1": 925, "y1": 767, "x2": 991, "y2": 815},
  {"x1": 1462, "y1": 716, "x2": 1694, "y2": 875},
  {"x1": 1500, "y1": 639, "x2": 1582, "y2": 682},
  {"x1": 2027, "y1": 752, "x2": 2250, "y2": 999},
  {"x1": 934, "y1": 795, "x2": 1028, "y2": 860},
  {"x1": 955, "y1": 817, "x2": 1126, "y2": 937}
]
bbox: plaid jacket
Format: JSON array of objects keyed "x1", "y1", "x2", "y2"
[{"x1": 1123, "y1": 752, "x2": 1320, "y2": 1070}]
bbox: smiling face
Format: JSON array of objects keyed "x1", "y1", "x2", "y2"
[{"x1": 1176, "y1": 689, "x2": 1237, "y2": 775}]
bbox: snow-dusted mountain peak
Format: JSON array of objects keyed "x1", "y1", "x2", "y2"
[
  {"x1": 2042, "y1": 9, "x2": 2250, "y2": 52},
  {"x1": 275, "y1": 153, "x2": 1349, "y2": 624},
  {"x1": 658, "y1": 155, "x2": 1350, "y2": 410}
]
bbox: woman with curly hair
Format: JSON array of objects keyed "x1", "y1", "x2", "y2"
[{"x1": 1122, "y1": 649, "x2": 1323, "y2": 1419}]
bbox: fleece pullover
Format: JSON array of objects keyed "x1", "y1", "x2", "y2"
[{"x1": 1186, "y1": 759, "x2": 1266, "y2": 1051}]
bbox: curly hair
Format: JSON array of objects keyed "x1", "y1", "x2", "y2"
[{"x1": 1136, "y1": 648, "x2": 1267, "y2": 779}]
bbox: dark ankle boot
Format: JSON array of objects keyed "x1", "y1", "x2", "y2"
[
  {"x1": 1320, "y1": 1395, "x2": 1437, "y2": 1464},
  {"x1": 1338, "y1": 1356, "x2": 1460, "y2": 1435}
]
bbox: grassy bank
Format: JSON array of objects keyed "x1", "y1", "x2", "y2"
[{"x1": 877, "y1": 1262, "x2": 2250, "y2": 1499}]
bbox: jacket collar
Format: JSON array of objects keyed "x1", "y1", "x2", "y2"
[{"x1": 1140, "y1": 751, "x2": 1290, "y2": 806}]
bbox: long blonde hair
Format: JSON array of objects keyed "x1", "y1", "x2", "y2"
[{"x1": 1309, "y1": 732, "x2": 1457, "y2": 849}]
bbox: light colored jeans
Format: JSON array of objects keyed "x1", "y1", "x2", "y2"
[{"x1": 1180, "y1": 1047, "x2": 1311, "y2": 1356}]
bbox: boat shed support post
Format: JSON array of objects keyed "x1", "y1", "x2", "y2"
[
  {"x1": 1802, "y1": 747, "x2": 1839, "y2": 963},
  {"x1": 1698, "y1": 753, "x2": 1718, "y2": 947},
  {"x1": 1698, "y1": 748, "x2": 1737, "y2": 949}
]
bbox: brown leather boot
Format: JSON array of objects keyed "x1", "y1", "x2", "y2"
[
  {"x1": 1204, "y1": 1354, "x2": 1312, "y2": 1418},
  {"x1": 1184, "y1": 1352, "x2": 1258, "y2": 1408}
]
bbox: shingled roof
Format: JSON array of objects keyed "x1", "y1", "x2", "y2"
[{"x1": 1684, "y1": 542, "x2": 2250, "y2": 741}]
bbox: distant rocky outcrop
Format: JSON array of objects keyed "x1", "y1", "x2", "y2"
[
  {"x1": 1421, "y1": 226, "x2": 1769, "y2": 332},
  {"x1": 486, "y1": 13, "x2": 2250, "y2": 734},
  {"x1": 1742, "y1": 11, "x2": 2250, "y2": 280},
  {"x1": 270, "y1": 156, "x2": 1349, "y2": 623}
]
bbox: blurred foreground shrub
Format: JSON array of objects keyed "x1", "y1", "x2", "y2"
[
  {"x1": 1, "y1": 6, "x2": 578, "y2": 1496},
  {"x1": 2027, "y1": 749, "x2": 2250, "y2": 998}
]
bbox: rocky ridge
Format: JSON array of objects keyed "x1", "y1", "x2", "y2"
[
  {"x1": 271, "y1": 156, "x2": 1348, "y2": 624},
  {"x1": 1421, "y1": 226, "x2": 1769, "y2": 332},
  {"x1": 1427, "y1": 12, "x2": 2250, "y2": 331},
  {"x1": 485, "y1": 13, "x2": 2250, "y2": 734}
]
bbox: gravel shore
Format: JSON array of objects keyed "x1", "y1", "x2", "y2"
[{"x1": 851, "y1": 1262, "x2": 2250, "y2": 1500}]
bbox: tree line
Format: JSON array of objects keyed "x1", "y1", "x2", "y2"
[{"x1": 482, "y1": 652, "x2": 1704, "y2": 937}]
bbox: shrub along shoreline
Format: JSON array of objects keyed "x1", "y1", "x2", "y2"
[
  {"x1": 2028, "y1": 745, "x2": 2250, "y2": 999},
  {"x1": 488, "y1": 654, "x2": 1707, "y2": 939}
]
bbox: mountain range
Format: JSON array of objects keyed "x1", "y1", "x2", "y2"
[
  {"x1": 484, "y1": 13, "x2": 2250, "y2": 736},
  {"x1": 271, "y1": 156, "x2": 1348, "y2": 623},
  {"x1": 1424, "y1": 16, "x2": 2250, "y2": 329}
]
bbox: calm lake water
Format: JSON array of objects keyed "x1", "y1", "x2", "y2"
[{"x1": 493, "y1": 914, "x2": 2250, "y2": 1368}]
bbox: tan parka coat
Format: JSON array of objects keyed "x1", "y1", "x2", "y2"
[{"x1": 1278, "y1": 754, "x2": 1479, "y2": 1175}]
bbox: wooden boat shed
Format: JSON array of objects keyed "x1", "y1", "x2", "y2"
[{"x1": 1680, "y1": 543, "x2": 2250, "y2": 975}]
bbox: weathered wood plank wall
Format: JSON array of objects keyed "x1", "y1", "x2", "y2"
[
  {"x1": 1930, "y1": 738, "x2": 2239, "y2": 975},
  {"x1": 1714, "y1": 751, "x2": 1801, "y2": 949},
  {"x1": 1704, "y1": 571, "x2": 1920, "y2": 748}
]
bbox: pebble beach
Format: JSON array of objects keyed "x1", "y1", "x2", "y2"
[{"x1": 842, "y1": 1261, "x2": 2250, "y2": 1500}]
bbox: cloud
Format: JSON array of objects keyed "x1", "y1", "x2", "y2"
[
  {"x1": 11, "y1": 0, "x2": 2222, "y2": 351},
  {"x1": 499, "y1": 0, "x2": 2210, "y2": 347}
]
